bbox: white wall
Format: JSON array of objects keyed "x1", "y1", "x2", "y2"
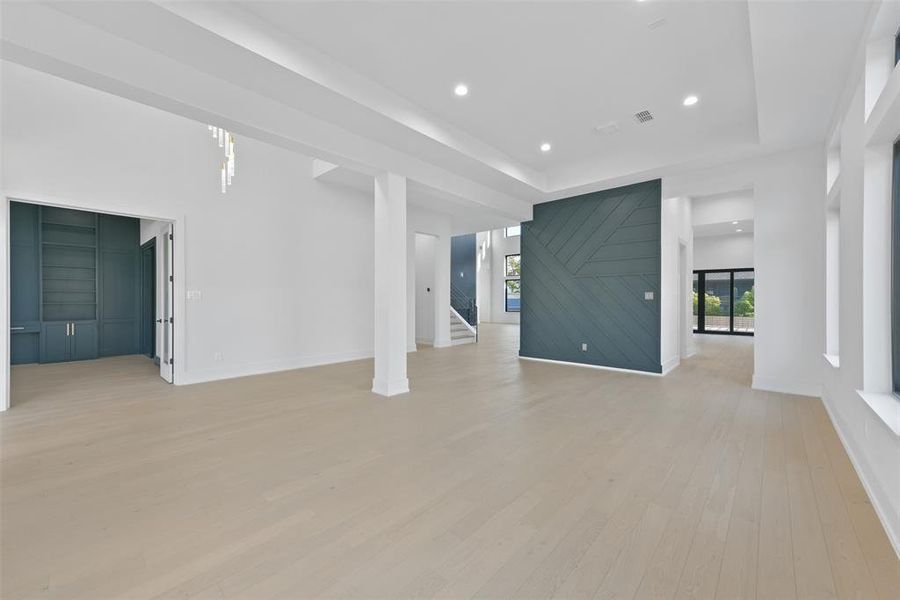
[
  {"x1": 820, "y1": 4, "x2": 900, "y2": 555},
  {"x1": 413, "y1": 233, "x2": 436, "y2": 345},
  {"x1": 487, "y1": 228, "x2": 520, "y2": 324},
  {"x1": 407, "y1": 206, "x2": 452, "y2": 350},
  {"x1": 660, "y1": 195, "x2": 694, "y2": 372},
  {"x1": 693, "y1": 233, "x2": 755, "y2": 270},
  {"x1": 475, "y1": 231, "x2": 492, "y2": 323},
  {"x1": 2, "y1": 63, "x2": 376, "y2": 393},
  {"x1": 665, "y1": 146, "x2": 826, "y2": 398},
  {"x1": 691, "y1": 189, "x2": 754, "y2": 226}
]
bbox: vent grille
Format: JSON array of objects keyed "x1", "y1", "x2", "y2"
[{"x1": 634, "y1": 110, "x2": 654, "y2": 124}]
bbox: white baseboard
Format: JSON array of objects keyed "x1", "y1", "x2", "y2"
[
  {"x1": 415, "y1": 338, "x2": 433, "y2": 347},
  {"x1": 519, "y1": 355, "x2": 664, "y2": 376},
  {"x1": 177, "y1": 349, "x2": 373, "y2": 386},
  {"x1": 821, "y1": 390, "x2": 900, "y2": 559},
  {"x1": 371, "y1": 376, "x2": 410, "y2": 397},
  {"x1": 661, "y1": 356, "x2": 680, "y2": 375},
  {"x1": 752, "y1": 374, "x2": 822, "y2": 398}
]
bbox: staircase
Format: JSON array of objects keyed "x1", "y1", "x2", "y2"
[
  {"x1": 449, "y1": 281, "x2": 478, "y2": 345},
  {"x1": 450, "y1": 308, "x2": 477, "y2": 345}
]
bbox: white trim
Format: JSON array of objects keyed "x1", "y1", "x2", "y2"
[
  {"x1": 822, "y1": 390, "x2": 900, "y2": 559},
  {"x1": 661, "y1": 356, "x2": 680, "y2": 375},
  {"x1": 751, "y1": 374, "x2": 822, "y2": 398},
  {"x1": 179, "y1": 349, "x2": 374, "y2": 386},
  {"x1": 856, "y1": 389, "x2": 900, "y2": 437},
  {"x1": 823, "y1": 353, "x2": 841, "y2": 369},
  {"x1": 519, "y1": 355, "x2": 665, "y2": 377}
]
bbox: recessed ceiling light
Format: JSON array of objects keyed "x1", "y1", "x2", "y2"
[
  {"x1": 454, "y1": 83, "x2": 468, "y2": 97},
  {"x1": 736, "y1": 229, "x2": 743, "y2": 232},
  {"x1": 683, "y1": 95, "x2": 699, "y2": 107},
  {"x1": 540, "y1": 142, "x2": 552, "y2": 153},
  {"x1": 732, "y1": 221, "x2": 739, "y2": 225}
]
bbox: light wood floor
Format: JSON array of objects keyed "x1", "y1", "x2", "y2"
[{"x1": 1, "y1": 325, "x2": 897, "y2": 599}]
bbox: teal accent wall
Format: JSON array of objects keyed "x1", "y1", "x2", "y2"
[
  {"x1": 98, "y1": 214, "x2": 140, "y2": 357},
  {"x1": 10, "y1": 202, "x2": 40, "y2": 364},
  {"x1": 450, "y1": 233, "x2": 477, "y2": 325},
  {"x1": 9, "y1": 201, "x2": 141, "y2": 364},
  {"x1": 519, "y1": 179, "x2": 662, "y2": 373}
]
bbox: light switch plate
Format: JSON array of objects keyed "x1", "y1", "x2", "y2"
[
  {"x1": 187, "y1": 290, "x2": 202, "y2": 301},
  {"x1": 644, "y1": 291, "x2": 654, "y2": 300},
  {"x1": 581, "y1": 343, "x2": 588, "y2": 352}
]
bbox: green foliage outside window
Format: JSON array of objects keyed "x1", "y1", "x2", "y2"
[
  {"x1": 693, "y1": 291, "x2": 723, "y2": 316},
  {"x1": 734, "y1": 287, "x2": 755, "y2": 317},
  {"x1": 692, "y1": 287, "x2": 754, "y2": 317}
]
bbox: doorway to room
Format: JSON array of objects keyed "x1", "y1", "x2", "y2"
[
  {"x1": 140, "y1": 238, "x2": 156, "y2": 360},
  {"x1": 414, "y1": 232, "x2": 438, "y2": 347},
  {"x1": 7, "y1": 200, "x2": 175, "y2": 409}
]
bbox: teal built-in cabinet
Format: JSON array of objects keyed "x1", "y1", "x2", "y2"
[{"x1": 10, "y1": 202, "x2": 140, "y2": 365}]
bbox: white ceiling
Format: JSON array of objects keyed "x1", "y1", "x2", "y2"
[
  {"x1": 694, "y1": 219, "x2": 754, "y2": 238},
  {"x1": 244, "y1": 1, "x2": 759, "y2": 174},
  {"x1": 0, "y1": 0, "x2": 876, "y2": 230}
]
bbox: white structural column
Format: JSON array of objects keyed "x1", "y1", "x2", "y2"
[{"x1": 372, "y1": 172, "x2": 410, "y2": 396}]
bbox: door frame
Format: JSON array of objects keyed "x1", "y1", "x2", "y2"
[
  {"x1": 139, "y1": 237, "x2": 157, "y2": 361},
  {"x1": 2, "y1": 192, "x2": 185, "y2": 411},
  {"x1": 693, "y1": 267, "x2": 755, "y2": 337}
]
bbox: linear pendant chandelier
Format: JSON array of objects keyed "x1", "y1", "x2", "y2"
[{"x1": 208, "y1": 125, "x2": 235, "y2": 193}]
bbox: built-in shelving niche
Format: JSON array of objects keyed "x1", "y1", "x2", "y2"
[{"x1": 40, "y1": 207, "x2": 98, "y2": 323}]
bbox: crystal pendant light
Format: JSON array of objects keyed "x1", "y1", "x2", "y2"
[{"x1": 208, "y1": 125, "x2": 236, "y2": 193}]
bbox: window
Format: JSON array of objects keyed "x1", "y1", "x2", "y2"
[
  {"x1": 693, "y1": 269, "x2": 754, "y2": 335},
  {"x1": 892, "y1": 140, "x2": 900, "y2": 395},
  {"x1": 505, "y1": 253, "x2": 521, "y2": 312},
  {"x1": 505, "y1": 254, "x2": 521, "y2": 277},
  {"x1": 505, "y1": 225, "x2": 521, "y2": 238}
]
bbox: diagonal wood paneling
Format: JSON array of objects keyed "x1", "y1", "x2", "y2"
[{"x1": 520, "y1": 180, "x2": 662, "y2": 372}]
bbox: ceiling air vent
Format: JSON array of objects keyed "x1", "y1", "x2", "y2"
[{"x1": 634, "y1": 110, "x2": 654, "y2": 124}]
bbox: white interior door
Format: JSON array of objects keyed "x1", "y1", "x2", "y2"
[{"x1": 160, "y1": 224, "x2": 174, "y2": 383}]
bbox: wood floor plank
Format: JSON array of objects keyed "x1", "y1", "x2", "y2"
[
  {"x1": 757, "y1": 394, "x2": 798, "y2": 600},
  {"x1": 782, "y1": 396, "x2": 839, "y2": 599},
  {"x1": 796, "y1": 398, "x2": 880, "y2": 600}
]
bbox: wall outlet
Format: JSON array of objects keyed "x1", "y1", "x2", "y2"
[
  {"x1": 581, "y1": 343, "x2": 588, "y2": 352},
  {"x1": 644, "y1": 291, "x2": 654, "y2": 300},
  {"x1": 214, "y1": 352, "x2": 223, "y2": 362}
]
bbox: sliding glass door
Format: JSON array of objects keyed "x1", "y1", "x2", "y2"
[{"x1": 693, "y1": 268, "x2": 754, "y2": 335}]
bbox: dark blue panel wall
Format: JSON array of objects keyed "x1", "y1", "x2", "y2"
[
  {"x1": 520, "y1": 179, "x2": 662, "y2": 373},
  {"x1": 450, "y1": 233, "x2": 477, "y2": 324},
  {"x1": 10, "y1": 202, "x2": 40, "y2": 364},
  {"x1": 98, "y1": 214, "x2": 140, "y2": 357}
]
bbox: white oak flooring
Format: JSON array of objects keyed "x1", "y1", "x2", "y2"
[{"x1": 1, "y1": 325, "x2": 897, "y2": 599}]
